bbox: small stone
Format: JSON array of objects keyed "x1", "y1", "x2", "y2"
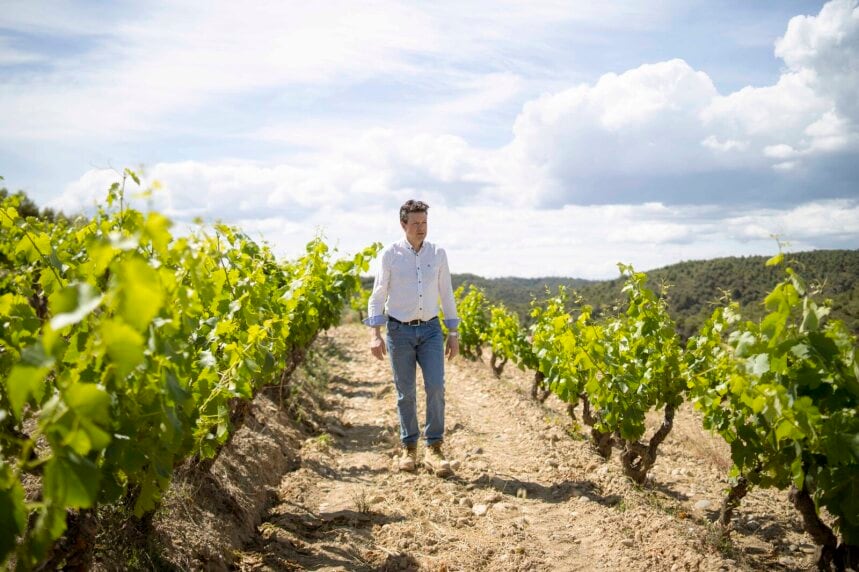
[
  {"x1": 459, "y1": 497, "x2": 473, "y2": 508},
  {"x1": 472, "y1": 504, "x2": 489, "y2": 517},
  {"x1": 800, "y1": 544, "x2": 816, "y2": 554},
  {"x1": 621, "y1": 539, "x2": 634, "y2": 547},
  {"x1": 472, "y1": 447, "x2": 483, "y2": 455},
  {"x1": 597, "y1": 465, "x2": 610, "y2": 476},
  {"x1": 516, "y1": 487, "x2": 528, "y2": 499},
  {"x1": 369, "y1": 495, "x2": 385, "y2": 504},
  {"x1": 451, "y1": 460, "x2": 461, "y2": 470},
  {"x1": 694, "y1": 499, "x2": 712, "y2": 511},
  {"x1": 586, "y1": 462, "x2": 599, "y2": 472},
  {"x1": 484, "y1": 492, "x2": 502, "y2": 504},
  {"x1": 578, "y1": 496, "x2": 591, "y2": 503},
  {"x1": 547, "y1": 459, "x2": 559, "y2": 468},
  {"x1": 570, "y1": 511, "x2": 579, "y2": 517},
  {"x1": 789, "y1": 544, "x2": 799, "y2": 552}
]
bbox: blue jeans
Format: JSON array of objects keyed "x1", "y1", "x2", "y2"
[{"x1": 386, "y1": 319, "x2": 445, "y2": 446}]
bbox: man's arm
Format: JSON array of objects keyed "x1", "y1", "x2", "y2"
[
  {"x1": 438, "y1": 248, "x2": 460, "y2": 360},
  {"x1": 365, "y1": 249, "x2": 390, "y2": 360}
]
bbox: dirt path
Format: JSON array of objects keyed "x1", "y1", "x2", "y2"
[{"x1": 236, "y1": 324, "x2": 815, "y2": 572}]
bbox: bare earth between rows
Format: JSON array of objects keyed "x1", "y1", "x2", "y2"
[{"x1": 234, "y1": 324, "x2": 815, "y2": 572}]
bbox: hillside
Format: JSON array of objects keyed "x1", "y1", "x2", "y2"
[{"x1": 573, "y1": 249, "x2": 859, "y2": 339}]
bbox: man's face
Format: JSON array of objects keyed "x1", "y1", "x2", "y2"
[{"x1": 401, "y1": 211, "x2": 428, "y2": 245}]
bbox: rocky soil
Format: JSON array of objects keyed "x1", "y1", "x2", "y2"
[{"x1": 223, "y1": 324, "x2": 818, "y2": 572}]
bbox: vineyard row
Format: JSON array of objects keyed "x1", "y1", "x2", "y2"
[
  {"x1": 454, "y1": 257, "x2": 858, "y2": 571},
  {"x1": 0, "y1": 171, "x2": 380, "y2": 570}
]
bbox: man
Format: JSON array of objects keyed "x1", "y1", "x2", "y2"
[{"x1": 365, "y1": 199, "x2": 460, "y2": 476}]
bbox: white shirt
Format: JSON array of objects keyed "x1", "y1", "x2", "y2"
[{"x1": 364, "y1": 239, "x2": 460, "y2": 328}]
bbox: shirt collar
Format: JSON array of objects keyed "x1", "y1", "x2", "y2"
[{"x1": 400, "y1": 238, "x2": 427, "y2": 254}]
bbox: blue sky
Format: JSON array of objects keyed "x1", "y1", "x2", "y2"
[{"x1": 1, "y1": 0, "x2": 857, "y2": 278}]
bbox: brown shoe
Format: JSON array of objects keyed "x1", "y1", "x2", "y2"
[
  {"x1": 424, "y1": 442, "x2": 452, "y2": 477},
  {"x1": 398, "y1": 444, "x2": 417, "y2": 472}
]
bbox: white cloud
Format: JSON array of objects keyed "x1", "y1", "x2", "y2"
[
  {"x1": 725, "y1": 199, "x2": 859, "y2": 240},
  {"x1": 763, "y1": 144, "x2": 798, "y2": 159},
  {"x1": 701, "y1": 69, "x2": 829, "y2": 143},
  {"x1": 702, "y1": 136, "x2": 749, "y2": 153},
  {"x1": 48, "y1": 128, "x2": 495, "y2": 220},
  {"x1": 775, "y1": 0, "x2": 859, "y2": 121},
  {"x1": 488, "y1": 0, "x2": 859, "y2": 207},
  {"x1": 772, "y1": 161, "x2": 798, "y2": 171},
  {"x1": 702, "y1": 0, "x2": 859, "y2": 160},
  {"x1": 488, "y1": 59, "x2": 721, "y2": 206}
]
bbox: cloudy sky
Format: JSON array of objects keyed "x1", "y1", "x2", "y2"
[{"x1": 1, "y1": 0, "x2": 857, "y2": 279}]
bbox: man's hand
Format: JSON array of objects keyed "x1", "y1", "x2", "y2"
[
  {"x1": 445, "y1": 335, "x2": 459, "y2": 360},
  {"x1": 370, "y1": 331, "x2": 387, "y2": 360}
]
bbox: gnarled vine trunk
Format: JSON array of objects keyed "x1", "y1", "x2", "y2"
[
  {"x1": 34, "y1": 509, "x2": 97, "y2": 572},
  {"x1": 580, "y1": 393, "x2": 612, "y2": 459},
  {"x1": 529, "y1": 371, "x2": 551, "y2": 402},
  {"x1": 618, "y1": 403, "x2": 675, "y2": 484},
  {"x1": 789, "y1": 483, "x2": 858, "y2": 571},
  {"x1": 717, "y1": 475, "x2": 749, "y2": 532},
  {"x1": 489, "y1": 352, "x2": 507, "y2": 377}
]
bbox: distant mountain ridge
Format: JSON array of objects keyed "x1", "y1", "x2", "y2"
[{"x1": 443, "y1": 249, "x2": 859, "y2": 339}]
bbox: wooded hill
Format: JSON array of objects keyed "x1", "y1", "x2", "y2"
[
  {"x1": 363, "y1": 249, "x2": 859, "y2": 340},
  {"x1": 575, "y1": 250, "x2": 858, "y2": 339}
]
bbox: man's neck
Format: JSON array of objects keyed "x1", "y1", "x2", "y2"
[{"x1": 406, "y1": 238, "x2": 424, "y2": 252}]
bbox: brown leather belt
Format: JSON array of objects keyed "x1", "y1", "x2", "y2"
[{"x1": 388, "y1": 316, "x2": 438, "y2": 326}]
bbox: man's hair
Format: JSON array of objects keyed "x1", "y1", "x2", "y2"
[{"x1": 399, "y1": 199, "x2": 429, "y2": 224}]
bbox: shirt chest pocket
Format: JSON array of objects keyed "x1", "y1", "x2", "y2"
[{"x1": 421, "y1": 262, "x2": 439, "y2": 283}]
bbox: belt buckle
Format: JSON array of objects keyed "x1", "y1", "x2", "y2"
[{"x1": 407, "y1": 318, "x2": 422, "y2": 326}]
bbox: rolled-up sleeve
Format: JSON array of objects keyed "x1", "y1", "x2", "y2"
[
  {"x1": 437, "y1": 248, "x2": 460, "y2": 329},
  {"x1": 363, "y1": 249, "x2": 390, "y2": 326}
]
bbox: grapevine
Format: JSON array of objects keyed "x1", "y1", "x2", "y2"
[
  {"x1": 0, "y1": 173, "x2": 380, "y2": 569},
  {"x1": 687, "y1": 254, "x2": 858, "y2": 569}
]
